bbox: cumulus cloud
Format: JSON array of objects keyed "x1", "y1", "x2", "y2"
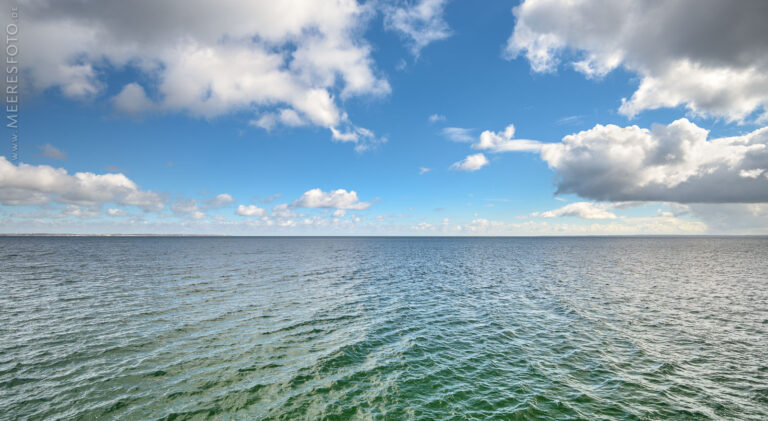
[
  {"x1": 13, "y1": 0, "x2": 389, "y2": 141},
  {"x1": 0, "y1": 156, "x2": 164, "y2": 210},
  {"x1": 473, "y1": 124, "x2": 543, "y2": 152},
  {"x1": 171, "y1": 199, "x2": 208, "y2": 219},
  {"x1": 272, "y1": 203, "x2": 297, "y2": 218},
  {"x1": 383, "y1": 0, "x2": 452, "y2": 56},
  {"x1": 539, "y1": 119, "x2": 768, "y2": 203},
  {"x1": 236, "y1": 204, "x2": 267, "y2": 217},
  {"x1": 37, "y1": 143, "x2": 67, "y2": 160},
  {"x1": 506, "y1": 0, "x2": 768, "y2": 121},
  {"x1": 204, "y1": 193, "x2": 235, "y2": 208},
  {"x1": 107, "y1": 208, "x2": 127, "y2": 217},
  {"x1": 60, "y1": 205, "x2": 101, "y2": 219},
  {"x1": 112, "y1": 83, "x2": 155, "y2": 115},
  {"x1": 419, "y1": 167, "x2": 431, "y2": 175},
  {"x1": 260, "y1": 193, "x2": 282, "y2": 204},
  {"x1": 250, "y1": 109, "x2": 307, "y2": 131},
  {"x1": 532, "y1": 202, "x2": 617, "y2": 219},
  {"x1": 171, "y1": 199, "x2": 199, "y2": 214},
  {"x1": 739, "y1": 169, "x2": 765, "y2": 179},
  {"x1": 451, "y1": 153, "x2": 489, "y2": 171},
  {"x1": 292, "y1": 188, "x2": 371, "y2": 210},
  {"x1": 472, "y1": 119, "x2": 768, "y2": 204}
]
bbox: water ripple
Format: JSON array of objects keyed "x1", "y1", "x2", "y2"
[{"x1": 1, "y1": 237, "x2": 767, "y2": 420}]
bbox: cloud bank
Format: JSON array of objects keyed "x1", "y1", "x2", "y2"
[
  {"x1": 468, "y1": 119, "x2": 768, "y2": 204},
  {"x1": 13, "y1": 0, "x2": 392, "y2": 146},
  {"x1": 540, "y1": 119, "x2": 768, "y2": 203},
  {"x1": 0, "y1": 156, "x2": 163, "y2": 210},
  {"x1": 507, "y1": 0, "x2": 768, "y2": 121}
]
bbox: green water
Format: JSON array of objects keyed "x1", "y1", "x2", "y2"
[{"x1": 1, "y1": 237, "x2": 767, "y2": 419}]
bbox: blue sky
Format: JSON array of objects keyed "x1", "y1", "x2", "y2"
[{"x1": 2, "y1": 0, "x2": 768, "y2": 235}]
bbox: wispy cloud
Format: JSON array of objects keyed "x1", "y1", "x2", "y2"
[
  {"x1": 383, "y1": 0, "x2": 452, "y2": 56},
  {"x1": 442, "y1": 127, "x2": 474, "y2": 142},
  {"x1": 37, "y1": 143, "x2": 67, "y2": 160},
  {"x1": 259, "y1": 193, "x2": 282, "y2": 204},
  {"x1": 556, "y1": 115, "x2": 582, "y2": 125},
  {"x1": 0, "y1": 156, "x2": 163, "y2": 210}
]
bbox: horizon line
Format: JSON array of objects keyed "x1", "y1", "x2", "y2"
[{"x1": 1, "y1": 234, "x2": 766, "y2": 238}]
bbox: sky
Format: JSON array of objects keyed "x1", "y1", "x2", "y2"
[{"x1": 1, "y1": 0, "x2": 768, "y2": 235}]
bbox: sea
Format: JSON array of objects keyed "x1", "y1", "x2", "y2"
[{"x1": 1, "y1": 236, "x2": 767, "y2": 420}]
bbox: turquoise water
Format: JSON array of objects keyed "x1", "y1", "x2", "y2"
[{"x1": 1, "y1": 237, "x2": 767, "y2": 420}]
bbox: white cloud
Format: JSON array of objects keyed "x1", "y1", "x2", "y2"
[
  {"x1": 37, "y1": 143, "x2": 67, "y2": 160},
  {"x1": 14, "y1": 0, "x2": 389, "y2": 140},
  {"x1": 739, "y1": 168, "x2": 765, "y2": 179},
  {"x1": 329, "y1": 125, "x2": 386, "y2": 152},
  {"x1": 113, "y1": 83, "x2": 155, "y2": 114},
  {"x1": 332, "y1": 209, "x2": 347, "y2": 217},
  {"x1": 419, "y1": 167, "x2": 431, "y2": 175},
  {"x1": 1, "y1": 207, "x2": 714, "y2": 235},
  {"x1": 251, "y1": 108, "x2": 308, "y2": 131},
  {"x1": 428, "y1": 113, "x2": 446, "y2": 123},
  {"x1": 0, "y1": 156, "x2": 164, "y2": 210},
  {"x1": 236, "y1": 204, "x2": 267, "y2": 217},
  {"x1": 107, "y1": 208, "x2": 127, "y2": 217},
  {"x1": 383, "y1": 0, "x2": 452, "y2": 56},
  {"x1": 171, "y1": 199, "x2": 210, "y2": 220},
  {"x1": 556, "y1": 115, "x2": 582, "y2": 126},
  {"x1": 204, "y1": 193, "x2": 235, "y2": 208},
  {"x1": 292, "y1": 188, "x2": 371, "y2": 210},
  {"x1": 473, "y1": 124, "x2": 543, "y2": 152},
  {"x1": 272, "y1": 203, "x2": 297, "y2": 218},
  {"x1": 458, "y1": 215, "x2": 706, "y2": 235},
  {"x1": 61, "y1": 205, "x2": 101, "y2": 218},
  {"x1": 506, "y1": 0, "x2": 768, "y2": 121},
  {"x1": 260, "y1": 193, "x2": 281, "y2": 204},
  {"x1": 533, "y1": 202, "x2": 617, "y2": 220},
  {"x1": 538, "y1": 119, "x2": 768, "y2": 203},
  {"x1": 412, "y1": 222, "x2": 435, "y2": 231},
  {"x1": 171, "y1": 199, "x2": 198, "y2": 214},
  {"x1": 451, "y1": 153, "x2": 489, "y2": 171},
  {"x1": 442, "y1": 127, "x2": 474, "y2": 143},
  {"x1": 473, "y1": 119, "x2": 768, "y2": 205}
]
